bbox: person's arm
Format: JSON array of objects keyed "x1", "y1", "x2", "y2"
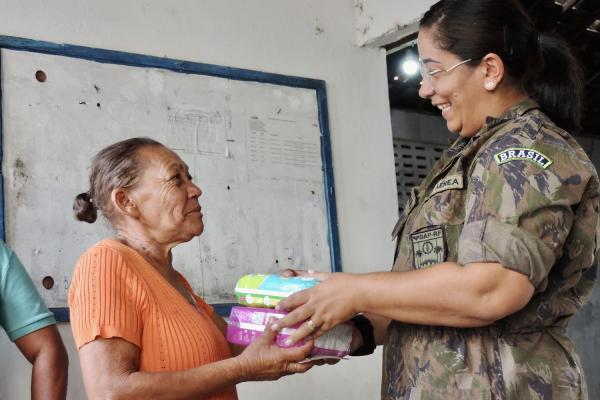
[
  {"x1": 15, "y1": 324, "x2": 68, "y2": 400},
  {"x1": 276, "y1": 262, "x2": 533, "y2": 343},
  {"x1": 277, "y1": 134, "x2": 581, "y2": 343},
  {"x1": 78, "y1": 324, "x2": 312, "y2": 400},
  {"x1": 363, "y1": 262, "x2": 533, "y2": 326},
  {"x1": 0, "y1": 242, "x2": 69, "y2": 399}
]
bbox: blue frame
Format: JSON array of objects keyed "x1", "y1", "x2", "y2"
[{"x1": 0, "y1": 35, "x2": 341, "y2": 321}]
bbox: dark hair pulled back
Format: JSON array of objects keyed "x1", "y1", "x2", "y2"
[
  {"x1": 420, "y1": 0, "x2": 584, "y2": 132},
  {"x1": 73, "y1": 137, "x2": 163, "y2": 224}
]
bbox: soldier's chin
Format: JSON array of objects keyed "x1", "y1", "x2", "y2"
[
  {"x1": 453, "y1": 125, "x2": 478, "y2": 138},
  {"x1": 446, "y1": 122, "x2": 461, "y2": 135}
]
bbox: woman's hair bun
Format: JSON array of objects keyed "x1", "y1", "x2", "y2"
[{"x1": 73, "y1": 192, "x2": 97, "y2": 223}]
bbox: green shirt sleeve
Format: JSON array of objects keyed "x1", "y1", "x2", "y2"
[{"x1": 0, "y1": 241, "x2": 55, "y2": 341}]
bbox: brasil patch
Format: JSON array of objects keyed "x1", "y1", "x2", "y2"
[{"x1": 493, "y1": 148, "x2": 552, "y2": 169}]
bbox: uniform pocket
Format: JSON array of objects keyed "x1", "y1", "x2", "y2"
[{"x1": 420, "y1": 186, "x2": 466, "y2": 226}]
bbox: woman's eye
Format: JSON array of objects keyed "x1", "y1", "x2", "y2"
[{"x1": 171, "y1": 173, "x2": 182, "y2": 182}]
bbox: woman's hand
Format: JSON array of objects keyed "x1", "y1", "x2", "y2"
[
  {"x1": 274, "y1": 273, "x2": 360, "y2": 345},
  {"x1": 234, "y1": 322, "x2": 314, "y2": 381}
]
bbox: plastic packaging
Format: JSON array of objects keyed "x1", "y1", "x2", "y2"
[
  {"x1": 234, "y1": 274, "x2": 318, "y2": 308},
  {"x1": 227, "y1": 306, "x2": 353, "y2": 358}
]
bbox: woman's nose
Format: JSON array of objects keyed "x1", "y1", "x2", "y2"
[
  {"x1": 188, "y1": 181, "x2": 202, "y2": 197},
  {"x1": 418, "y1": 79, "x2": 435, "y2": 99}
]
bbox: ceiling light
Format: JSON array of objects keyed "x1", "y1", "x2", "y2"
[{"x1": 401, "y1": 59, "x2": 419, "y2": 77}]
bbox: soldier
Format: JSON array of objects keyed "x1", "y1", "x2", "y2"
[{"x1": 275, "y1": 0, "x2": 598, "y2": 399}]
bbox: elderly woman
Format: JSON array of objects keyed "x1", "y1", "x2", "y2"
[
  {"x1": 275, "y1": 0, "x2": 599, "y2": 399},
  {"x1": 69, "y1": 137, "x2": 313, "y2": 400}
]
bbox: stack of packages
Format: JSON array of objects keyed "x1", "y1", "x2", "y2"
[{"x1": 226, "y1": 274, "x2": 353, "y2": 359}]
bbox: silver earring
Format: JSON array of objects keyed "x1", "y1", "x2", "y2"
[{"x1": 485, "y1": 81, "x2": 496, "y2": 90}]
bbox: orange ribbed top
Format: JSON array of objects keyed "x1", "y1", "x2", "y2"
[{"x1": 68, "y1": 239, "x2": 237, "y2": 400}]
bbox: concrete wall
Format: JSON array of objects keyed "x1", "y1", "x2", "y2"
[
  {"x1": 0, "y1": 1, "x2": 400, "y2": 399},
  {"x1": 392, "y1": 108, "x2": 600, "y2": 399},
  {"x1": 354, "y1": 0, "x2": 438, "y2": 47}
]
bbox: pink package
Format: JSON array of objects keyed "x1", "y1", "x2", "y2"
[{"x1": 226, "y1": 306, "x2": 353, "y2": 358}]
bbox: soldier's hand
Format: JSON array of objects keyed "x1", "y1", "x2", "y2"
[{"x1": 274, "y1": 273, "x2": 359, "y2": 345}]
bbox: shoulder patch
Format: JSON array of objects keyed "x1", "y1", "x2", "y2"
[
  {"x1": 493, "y1": 147, "x2": 552, "y2": 169},
  {"x1": 410, "y1": 226, "x2": 446, "y2": 269}
]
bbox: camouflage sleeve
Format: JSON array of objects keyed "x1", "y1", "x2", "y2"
[
  {"x1": 458, "y1": 219, "x2": 556, "y2": 287},
  {"x1": 458, "y1": 131, "x2": 593, "y2": 288}
]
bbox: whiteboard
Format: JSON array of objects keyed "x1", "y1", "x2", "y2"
[{"x1": 0, "y1": 39, "x2": 339, "y2": 311}]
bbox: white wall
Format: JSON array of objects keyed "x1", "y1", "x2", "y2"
[
  {"x1": 0, "y1": 0, "x2": 408, "y2": 399},
  {"x1": 355, "y1": 0, "x2": 438, "y2": 47}
]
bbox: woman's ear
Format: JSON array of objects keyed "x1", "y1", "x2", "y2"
[
  {"x1": 480, "y1": 53, "x2": 505, "y2": 92},
  {"x1": 111, "y1": 188, "x2": 140, "y2": 219}
]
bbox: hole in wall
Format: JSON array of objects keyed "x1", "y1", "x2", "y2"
[
  {"x1": 35, "y1": 70, "x2": 47, "y2": 82},
  {"x1": 42, "y1": 276, "x2": 54, "y2": 290}
]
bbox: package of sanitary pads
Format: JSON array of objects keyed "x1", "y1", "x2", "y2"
[
  {"x1": 234, "y1": 274, "x2": 318, "y2": 308},
  {"x1": 226, "y1": 306, "x2": 353, "y2": 358}
]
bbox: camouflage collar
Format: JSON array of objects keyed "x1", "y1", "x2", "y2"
[
  {"x1": 478, "y1": 99, "x2": 540, "y2": 136},
  {"x1": 447, "y1": 137, "x2": 470, "y2": 157},
  {"x1": 447, "y1": 99, "x2": 540, "y2": 159}
]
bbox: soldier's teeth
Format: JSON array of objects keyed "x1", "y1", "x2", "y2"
[{"x1": 438, "y1": 103, "x2": 451, "y2": 111}]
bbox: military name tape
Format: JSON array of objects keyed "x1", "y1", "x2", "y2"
[
  {"x1": 494, "y1": 148, "x2": 553, "y2": 169},
  {"x1": 431, "y1": 175, "x2": 463, "y2": 196}
]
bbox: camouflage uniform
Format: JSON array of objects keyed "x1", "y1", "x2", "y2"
[{"x1": 383, "y1": 100, "x2": 599, "y2": 400}]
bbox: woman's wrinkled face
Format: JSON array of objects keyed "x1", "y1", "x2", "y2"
[
  {"x1": 417, "y1": 27, "x2": 486, "y2": 137},
  {"x1": 129, "y1": 146, "x2": 203, "y2": 244}
]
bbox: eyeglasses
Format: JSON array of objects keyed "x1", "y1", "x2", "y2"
[{"x1": 419, "y1": 58, "x2": 473, "y2": 83}]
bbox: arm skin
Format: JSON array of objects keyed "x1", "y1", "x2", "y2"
[
  {"x1": 15, "y1": 324, "x2": 69, "y2": 400},
  {"x1": 275, "y1": 262, "x2": 534, "y2": 344},
  {"x1": 78, "y1": 324, "x2": 313, "y2": 400}
]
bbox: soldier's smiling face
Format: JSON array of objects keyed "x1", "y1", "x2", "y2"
[{"x1": 417, "y1": 27, "x2": 488, "y2": 138}]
